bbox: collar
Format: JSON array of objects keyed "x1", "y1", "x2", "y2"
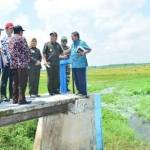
[{"x1": 73, "y1": 39, "x2": 80, "y2": 46}]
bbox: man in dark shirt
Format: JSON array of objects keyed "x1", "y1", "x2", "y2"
[
  {"x1": 43, "y1": 32, "x2": 63, "y2": 95},
  {"x1": 28, "y1": 38, "x2": 42, "y2": 98}
]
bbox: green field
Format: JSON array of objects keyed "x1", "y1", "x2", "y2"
[{"x1": 0, "y1": 64, "x2": 150, "y2": 150}]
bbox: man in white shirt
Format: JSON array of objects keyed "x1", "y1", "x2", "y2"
[
  {"x1": 0, "y1": 28, "x2": 4, "y2": 103},
  {"x1": 0, "y1": 28, "x2": 4, "y2": 68},
  {"x1": 1, "y1": 23, "x2": 14, "y2": 102}
]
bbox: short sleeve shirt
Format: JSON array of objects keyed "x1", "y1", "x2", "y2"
[
  {"x1": 43, "y1": 42, "x2": 63, "y2": 66},
  {"x1": 70, "y1": 40, "x2": 91, "y2": 68}
]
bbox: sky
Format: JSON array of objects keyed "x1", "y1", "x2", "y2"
[{"x1": 0, "y1": 0, "x2": 150, "y2": 66}]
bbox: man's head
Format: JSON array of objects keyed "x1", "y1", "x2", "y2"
[
  {"x1": 50, "y1": 32, "x2": 57, "y2": 43},
  {"x1": 13, "y1": 25, "x2": 25, "y2": 36},
  {"x1": 5, "y1": 22, "x2": 14, "y2": 36},
  {"x1": 30, "y1": 38, "x2": 37, "y2": 48},
  {"x1": 61, "y1": 36, "x2": 67, "y2": 46},
  {"x1": 71, "y1": 31, "x2": 80, "y2": 41}
]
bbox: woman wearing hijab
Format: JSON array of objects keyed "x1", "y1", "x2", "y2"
[{"x1": 28, "y1": 38, "x2": 42, "y2": 98}]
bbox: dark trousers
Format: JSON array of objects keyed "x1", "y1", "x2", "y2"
[
  {"x1": 28, "y1": 68, "x2": 40, "y2": 95},
  {"x1": 46, "y1": 65, "x2": 60, "y2": 94},
  {"x1": 1, "y1": 65, "x2": 13, "y2": 99},
  {"x1": 66, "y1": 65, "x2": 70, "y2": 90},
  {"x1": 72, "y1": 68, "x2": 87, "y2": 95},
  {"x1": 12, "y1": 68, "x2": 28, "y2": 103}
]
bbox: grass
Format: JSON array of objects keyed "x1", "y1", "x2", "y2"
[
  {"x1": 0, "y1": 120, "x2": 37, "y2": 150},
  {"x1": 0, "y1": 64, "x2": 150, "y2": 149},
  {"x1": 135, "y1": 96, "x2": 150, "y2": 121},
  {"x1": 103, "y1": 109, "x2": 150, "y2": 150}
]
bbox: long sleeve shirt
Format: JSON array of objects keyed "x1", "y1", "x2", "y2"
[
  {"x1": 29, "y1": 47, "x2": 42, "y2": 69},
  {"x1": 9, "y1": 35, "x2": 30, "y2": 69},
  {"x1": 1, "y1": 35, "x2": 12, "y2": 66}
]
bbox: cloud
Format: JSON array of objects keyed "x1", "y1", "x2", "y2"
[
  {"x1": 13, "y1": 14, "x2": 30, "y2": 28},
  {"x1": 0, "y1": 0, "x2": 21, "y2": 17},
  {"x1": 0, "y1": 0, "x2": 21, "y2": 29},
  {"x1": 0, "y1": 0, "x2": 148, "y2": 66},
  {"x1": 33, "y1": 0, "x2": 150, "y2": 66}
]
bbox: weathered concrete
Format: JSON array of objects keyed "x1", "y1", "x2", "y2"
[
  {"x1": 33, "y1": 97, "x2": 97, "y2": 150},
  {"x1": 0, "y1": 94, "x2": 80, "y2": 127},
  {"x1": 0, "y1": 94, "x2": 103, "y2": 149}
]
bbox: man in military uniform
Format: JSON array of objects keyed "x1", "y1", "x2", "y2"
[
  {"x1": 43, "y1": 32, "x2": 63, "y2": 95},
  {"x1": 60, "y1": 36, "x2": 71, "y2": 91}
]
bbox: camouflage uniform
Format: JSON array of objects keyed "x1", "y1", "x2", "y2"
[{"x1": 61, "y1": 36, "x2": 70, "y2": 91}]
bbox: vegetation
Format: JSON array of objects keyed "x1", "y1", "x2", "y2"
[{"x1": 0, "y1": 64, "x2": 150, "y2": 149}]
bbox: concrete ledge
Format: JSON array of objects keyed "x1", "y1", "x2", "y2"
[{"x1": 0, "y1": 94, "x2": 80, "y2": 127}]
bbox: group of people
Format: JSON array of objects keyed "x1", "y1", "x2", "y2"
[{"x1": 0, "y1": 22, "x2": 91, "y2": 105}]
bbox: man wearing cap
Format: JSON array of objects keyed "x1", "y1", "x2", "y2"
[
  {"x1": 71, "y1": 31, "x2": 91, "y2": 98},
  {"x1": 0, "y1": 22, "x2": 14, "y2": 102},
  {"x1": 0, "y1": 28, "x2": 4, "y2": 103},
  {"x1": 9, "y1": 25, "x2": 30, "y2": 104},
  {"x1": 60, "y1": 36, "x2": 71, "y2": 91},
  {"x1": 0, "y1": 28, "x2": 4, "y2": 73},
  {"x1": 43, "y1": 32, "x2": 63, "y2": 95}
]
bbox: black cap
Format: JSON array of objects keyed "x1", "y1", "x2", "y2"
[
  {"x1": 50, "y1": 32, "x2": 57, "y2": 37},
  {"x1": 14, "y1": 25, "x2": 25, "y2": 33}
]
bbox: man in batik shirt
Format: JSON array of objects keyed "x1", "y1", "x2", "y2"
[{"x1": 9, "y1": 25, "x2": 30, "y2": 105}]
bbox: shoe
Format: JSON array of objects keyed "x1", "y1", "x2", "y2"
[
  {"x1": 36, "y1": 95, "x2": 40, "y2": 97},
  {"x1": 13, "y1": 100, "x2": 18, "y2": 104},
  {"x1": 1, "y1": 96, "x2": 10, "y2": 102},
  {"x1": 81, "y1": 94, "x2": 89, "y2": 98},
  {"x1": 18, "y1": 100, "x2": 32, "y2": 105},
  {"x1": 30, "y1": 95, "x2": 36, "y2": 98},
  {"x1": 54, "y1": 91, "x2": 60, "y2": 94},
  {"x1": 76, "y1": 92, "x2": 81, "y2": 95},
  {"x1": 49, "y1": 93, "x2": 54, "y2": 96}
]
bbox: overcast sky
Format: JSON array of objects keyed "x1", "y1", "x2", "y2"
[{"x1": 0, "y1": 0, "x2": 150, "y2": 66}]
